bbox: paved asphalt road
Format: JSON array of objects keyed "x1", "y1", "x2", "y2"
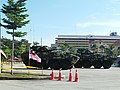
[{"x1": 0, "y1": 64, "x2": 120, "y2": 90}]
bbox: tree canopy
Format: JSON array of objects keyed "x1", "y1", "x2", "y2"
[
  {"x1": 1, "y1": 38, "x2": 30, "y2": 58},
  {"x1": 1, "y1": 0, "x2": 29, "y2": 37}
]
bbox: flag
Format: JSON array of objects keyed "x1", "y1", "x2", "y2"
[{"x1": 29, "y1": 50, "x2": 41, "y2": 63}]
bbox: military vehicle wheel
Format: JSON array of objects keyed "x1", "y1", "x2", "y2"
[
  {"x1": 60, "y1": 59, "x2": 70, "y2": 70},
  {"x1": 92, "y1": 60, "x2": 102, "y2": 69},
  {"x1": 82, "y1": 60, "x2": 92, "y2": 68},
  {"x1": 74, "y1": 60, "x2": 82, "y2": 68},
  {"x1": 102, "y1": 60, "x2": 112, "y2": 69},
  {"x1": 49, "y1": 59, "x2": 60, "y2": 70},
  {"x1": 41, "y1": 61, "x2": 49, "y2": 69}
]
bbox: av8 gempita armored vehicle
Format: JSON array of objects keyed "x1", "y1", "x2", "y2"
[
  {"x1": 74, "y1": 48, "x2": 117, "y2": 69},
  {"x1": 21, "y1": 46, "x2": 79, "y2": 70}
]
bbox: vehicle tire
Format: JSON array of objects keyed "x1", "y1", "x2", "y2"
[
  {"x1": 60, "y1": 59, "x2": 70, "y2": 70},
  {"x1": 92, "y1": 60, "x2": 102, "y2": 69},
  {"x1": 82, "y1": 60, "x2": 92, "y2": 68},
  {"x1": 74, "y1": 60, "x2": 82, "y2": 68},
  {"x1": 102, "y1": 60, "x2": 112, "y2": 69},
  {"x1": 49, "y1": 59, "x2": 60, "y2": 70},
  {"x1": 41, "y1": 61, "x2": 49, "y2": 69}
]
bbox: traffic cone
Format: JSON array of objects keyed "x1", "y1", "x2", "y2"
[
  {"x1": 50, "y1": 69, "x2": 54, "y2": 80},
  {"x1": 68, "y1": 69, "x2": 72, "y2": 82},
  {"x1": 58, "y1": 69, "x2": 62, "y2": 81},
  {"x1": 74, "y1": 69, "x2": 79, "y2": 82}
]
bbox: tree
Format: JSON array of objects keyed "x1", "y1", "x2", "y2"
[
  {"x1": 104, "y1": 45, "x2": 118, "y2": 56},
  {"x1": 1, "y1": 0, "x2": 29, "y2": 74},
  {"x1": 90, "y1": 44, "x2": 98, "y2": 52},
  {"x1": 59, "y1": 43, "x2": 76, "y2": 54},
  {"x1": 117, "y1": 47, "x2": 120, "y2": 55},
  {"x1": 33, "y1": 41, "x2": 39, "y2": 46},
  {"x1": 1, "y1": 38, "x2": 12, "y2": 57},
  {"x1": 1, "y1": 37, "x2": 29, "y2": 58},
  {"x1": 99, "y1": 44, "x2": 105, "y2": 53}
]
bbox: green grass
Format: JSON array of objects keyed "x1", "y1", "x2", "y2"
[{"x1": 0, "y1": 73, "x2": 43, "y2": 78}]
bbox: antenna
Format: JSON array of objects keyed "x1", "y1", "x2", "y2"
[
  {"x1": 41, "y1": 37, "x2": 42, "y2": 46},
  {"x1": 29, "y1": 24, "x2": 32, "y2": 46},
  {"x1": 33, "y1": 24, "x2": 35, "y2": 44},
  {"x1": 29, "y1": 23, "x2": 33, "y2": 46}
]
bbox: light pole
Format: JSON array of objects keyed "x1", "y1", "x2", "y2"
[{"x1": 0, "y1": 7, "x2": 2, "y2": 74}]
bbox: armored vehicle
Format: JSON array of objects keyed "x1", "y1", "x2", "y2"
[
  {"x1": 74, "y1": 48, "x2": 117, "y2": 69},
  {"x1": 21, "y1": 46, "x2": 79, "y2": 70},
  {"x1": 21, "y1": 46, "x2": 49, "y2": 69},
  {"x1": 48, "y1": 49, "x2": 79, "y2": 70}
]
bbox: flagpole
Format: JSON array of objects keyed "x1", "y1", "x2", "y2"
[
  {"x1": 0, "y1": 9, "x2": 1, "y2": 50},
  {"x1": 28, "y1": 46, "x2": 30, "y2": 75},
  {"x1": 41, "y1": 37, "x2": 42, "y2": 46},
  {"x1": 28, "y1": 47, "x2": 30, "y2": 66},
  {"x1": 28, "y1": 24, "x2": 32, "y2": 74},
  {"x1": 0, "y1": 11, "x2": 1, "y2": 74},
  {"x1": 28, "y1": 24, "x2": 32, "y2": 67}
]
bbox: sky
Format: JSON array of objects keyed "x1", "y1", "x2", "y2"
[{"x1": 1, "y1": 0, "x2": 120, "y2": 46}]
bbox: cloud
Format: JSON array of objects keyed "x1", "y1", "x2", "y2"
[{"x1": 76, "y1": 21, "x2": 120, "y2": 28}]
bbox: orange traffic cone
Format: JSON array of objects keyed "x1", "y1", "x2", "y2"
[
  {"x1": 74, "y1": 69, "x2": 79, "y2": 82},
  {"x1": 68, "y1": 69, "x2": 72, "y2": 82},
  {"x1": 50, "y1": 69, "x2": 54, "y2": 80},
  {"x1": 58, "y1": 69, "x2": 62, "y2": 81}
]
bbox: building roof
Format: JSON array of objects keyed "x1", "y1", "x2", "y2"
[{"x1": 56, "y1": 35, "x2": 120, "y2": 40}]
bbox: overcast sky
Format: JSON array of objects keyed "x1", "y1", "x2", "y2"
[{"x1": 1, "y1": 0, "x2": 120, "y2": 46}]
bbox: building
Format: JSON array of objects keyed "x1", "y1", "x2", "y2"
[{"x1": 55, "y1": 32, "x2": 120, "y2": 49}]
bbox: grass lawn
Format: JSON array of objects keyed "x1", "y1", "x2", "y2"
[{"x1": 0, "y1": 73, "x2": 49, "y2": 79}]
